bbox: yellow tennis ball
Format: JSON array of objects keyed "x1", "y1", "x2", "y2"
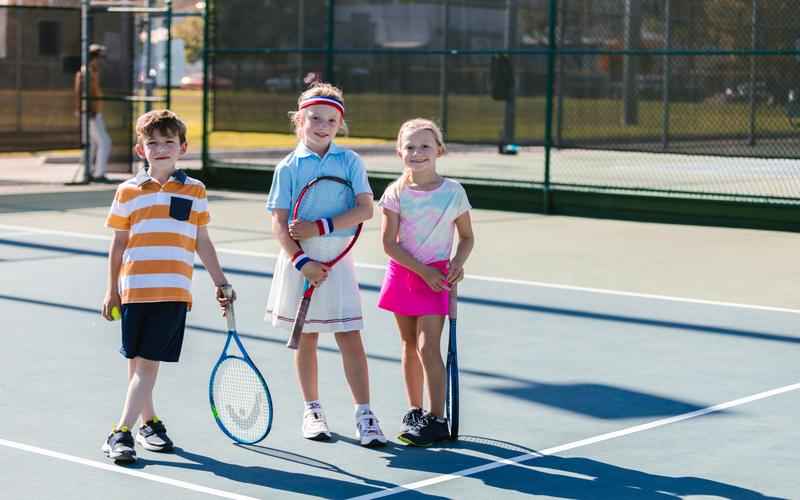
[{"x1": 111, "y1": 306, "x2": 121, "y2": 321}]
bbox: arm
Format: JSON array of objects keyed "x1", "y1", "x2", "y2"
[
  {"x1": 195, "y1": 225, "x2": 235, "y2": 311},
  {"x1": 74, "y1": 71, "x2": 82, "y2": 114},
  {"x1": 446, "y1": 210, "x2": 475, "y2": 285},
  {"x1": 289, "y1": 193, "x2": 374, "y2": 240},
  {"x1": 381, "y1": 208, "x2": 449, "y2": 292},
  {"x1": 273, "y1": 208, "x2": 328, "y2": 287},
  {"x1": 102, "y1": 230, "x2": 128, "y2": 320}
]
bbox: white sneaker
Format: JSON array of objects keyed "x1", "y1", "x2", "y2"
[
  {"x1": 355, "y1": 410, "x2": 387, "y2": 447},
  {"x1": 302, "y1": 408, "x2": 331, "y2": 441}
]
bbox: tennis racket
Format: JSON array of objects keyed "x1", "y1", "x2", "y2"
[
  {"x1": 445, "y1": 285, "x2": 460, "y2": 440},
  {"x1": 209, "y1": 285, "x2": 273, "y2": 444},
  {"x1": 286, "y1": 175, "x2": 362, "y2": 349}
]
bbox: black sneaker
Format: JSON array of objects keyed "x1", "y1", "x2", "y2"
[
  {"x1": 398, "y1": 408, "x2": 425, "y2": 435},
  {"x1": 397, "y1": 414, "x2": 450, "y2": 447},
  {"x1": 136, "y1": 417, "x2": 174, "y2": 452},
  {"x1": 102, "y1": 427, "x2": 136, "y2": 464}
]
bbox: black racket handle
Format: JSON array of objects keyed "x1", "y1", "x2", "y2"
[{"x1": 287, "y1": 297, "x2": 311, "y2": 349}]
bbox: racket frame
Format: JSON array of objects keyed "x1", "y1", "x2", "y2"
[
  {"x1": 286, "y1": 176, "x2": 363, "y2": 349},
  {"x1": 209, "y1": 287, "x2": 274, "y2": 444},
  {"x1": 445, "y1": 285, "x2": 460, "y2": 440}
]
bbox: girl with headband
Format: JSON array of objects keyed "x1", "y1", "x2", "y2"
[{"x1": 264, "y1": 83, "x2": 387, "y2": 446}]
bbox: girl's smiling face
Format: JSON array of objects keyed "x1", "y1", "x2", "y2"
[
  {"x1": 298, "y1": 104, "x2": 342, "y2": 155},
  {"x1": 398, "y1": 128, "x2": 440, "y2": 173}
]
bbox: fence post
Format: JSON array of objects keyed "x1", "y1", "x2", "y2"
[
  {"x1": 502, "y1": 0, "x2": 518, "y2": 147},
  {"x1": 543, "y1": 0, "x2": 558, "y2": 213},
  {"x1": 748, "y1": 0, "x2": 758, "y2": 146},
  {"x1": 201, "y1": 0, "x2": 210, "y2": 178},
  {"x1": 325, "y1": 0, "x2": 335, "y2": 84},
  {"x1": 661, "y1": 0, "x2": 671, "y2": 149},
  {"x1": 439, "y1": 0, "x2": 450, "y2": 139}
]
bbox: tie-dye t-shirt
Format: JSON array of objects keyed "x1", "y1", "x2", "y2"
[{"x1": 378, "y1": 178, "x2": 471, "y2": 264}]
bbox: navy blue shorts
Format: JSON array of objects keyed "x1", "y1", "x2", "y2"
[{"x1": 120, "y1": 302, "x2": 188, "y2": 362}]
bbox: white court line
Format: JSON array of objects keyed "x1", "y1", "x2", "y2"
[
  {"x1": 1, "y1": 223, "x2": 798, "y2": 315},
  {"x1": 0, "y1": 438, "x2": 258, "y2": 500},
  {"x1": 349, "y1": 382, "x2": 800, "y2": 500}
]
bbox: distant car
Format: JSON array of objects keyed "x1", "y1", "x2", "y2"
[
  {"x1": 264, "y1": 76, "x2": 300, "y2": 91},
  {"x1": 180, "y1": 72, "x2": 232, "y2": 90},
  {"x1": 724, "y1": 81, "x2": 775, "y2": 105}
]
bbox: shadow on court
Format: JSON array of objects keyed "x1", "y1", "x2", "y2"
[
  {"x1": 134, "y1": 446, "x2": 445, "y2": 499},
  {"x1": 374, "y1": 436, "x2": 786, "y2": 500}
]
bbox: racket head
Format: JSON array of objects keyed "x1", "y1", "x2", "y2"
[
  {"x1": 209, "y1": 353, "x2": 274, "y2": 444},
  {"x1": 446, "y1": 316, "x2": 459, "y2": 440}
]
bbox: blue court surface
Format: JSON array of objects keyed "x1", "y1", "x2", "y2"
[{"x1": 0, "y1": 188, "x2": 798, "y2": 499}]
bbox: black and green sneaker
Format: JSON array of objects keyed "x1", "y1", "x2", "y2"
[
  {"x1": 136, "y1": 417, "x2": 174, "y2": 452},
  {"x1": 397, "y1": 414, "x2": 450, "y2": 447},
  {"x1": 398, "y1": 408, "x2": 425, "y2": 436},
  {"x1": 102, "y1": 426, "x2": 136, "y2": 464}
]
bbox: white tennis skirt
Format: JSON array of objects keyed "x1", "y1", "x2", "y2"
[{"x1": 265, "y1": 235, "x2": 364, "y2": 333}]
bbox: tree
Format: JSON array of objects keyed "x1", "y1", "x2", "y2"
[{"x1": 173, "y1": 17, "x2": 204, "y2": 63}]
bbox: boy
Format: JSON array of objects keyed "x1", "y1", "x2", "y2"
[{"x1": 101, "y1": 109, "x2": 234, "y2": 464}]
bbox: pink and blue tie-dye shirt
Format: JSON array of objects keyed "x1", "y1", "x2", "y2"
[{"x1": 378, "y1": 178, "x2": 471, "y2": 264}]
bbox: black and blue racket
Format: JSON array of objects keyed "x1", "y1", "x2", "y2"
[
  {"x1": 445, "y1": 285, "x2": 459, "y2": 440},
  {"x1": 209, "y1": 285, "x2": 273, "y2": 444}
]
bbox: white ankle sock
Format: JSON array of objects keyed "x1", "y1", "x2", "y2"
[
  {"x1": 304, "y1": 400, "x2": 321, "y2": 411},
  {"x1": 354, "y1": 403, "x2": 370, "y2": 417}
]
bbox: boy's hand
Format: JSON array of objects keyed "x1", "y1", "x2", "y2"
[
  {"x1": 101, "y1": 292, "x2": 121, "y2": 321},
  {"x1": 420, "y1": 265, "x2": 450, "y2": 292},
  {"x1": 216, "y1": 284, "x2": 236, "y2": 316},
  {"x1": 301, "y1": 261, "x2": 329, "y2": 287},
  {"x1": 446, "y1": 260, "x2": 465, "y2": 285},
  {"x1": 288, "y1": 219, "x2": 318, "y2": 240}
]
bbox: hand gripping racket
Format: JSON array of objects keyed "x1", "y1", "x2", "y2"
[
  {"x1": 445, "y1": 285, "x2": 460, "y2": 440},
  {"x1": 209, "y1": 285, "x2": 273, "y2": 443},
  {"x1": 286, "y1": 176, "x2": 363, "y2": 349}
]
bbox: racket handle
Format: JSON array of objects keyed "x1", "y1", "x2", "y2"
[
  {"x1": 221, "y1": 284, "x2": 236, "y2": 331},
  {"x1": 287, "y1": 297, "x2": 311, "y2": 349},
  {"x1": 448, "y1": 284, "x2": 458, "y2": 320}
]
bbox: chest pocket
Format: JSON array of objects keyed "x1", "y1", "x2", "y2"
[{"x1": 169, "y1": 196, "x2": 193, "y2": 221}]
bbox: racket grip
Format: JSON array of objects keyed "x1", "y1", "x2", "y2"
[
  {"x1": 448, "y1": 284, "x2": 458, "y2": 320},
  {"x1": 287, "y1": 298, "x2": 311, "y2": 349}
]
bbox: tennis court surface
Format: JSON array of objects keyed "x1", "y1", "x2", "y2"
[{"x1": 1, "y1": 183, "x2": 798, "y2": 499}]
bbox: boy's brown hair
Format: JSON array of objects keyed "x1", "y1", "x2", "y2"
[{"x1": 135, "y1": 109, "x2": 188, "y2": 145}]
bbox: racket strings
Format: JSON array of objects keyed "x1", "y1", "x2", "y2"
[{"x1": 211, "y1": 357, "x2": 271, "y2": 442}]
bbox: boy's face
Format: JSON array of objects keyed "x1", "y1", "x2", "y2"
[
  {"x1": 298, "y1": 104, "x2": 342, "y2": 154},
  {"x1": 135, "y1": 128, "x2": 186, "y2": 169}
]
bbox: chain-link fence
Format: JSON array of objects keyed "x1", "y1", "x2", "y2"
[{"x1": 207, "y1": 0, "x2": 800, "y2": 205}]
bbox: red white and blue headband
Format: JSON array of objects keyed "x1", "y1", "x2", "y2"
[{"x1": 299, "y1": 96, "x2": 345, "y2": 116}]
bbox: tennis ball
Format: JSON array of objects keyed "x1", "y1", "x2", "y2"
[{"x1": 111, "y1": 306, "x2": 121, "y2": 321}]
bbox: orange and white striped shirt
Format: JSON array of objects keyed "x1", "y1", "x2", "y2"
[{"x1": 105, "y1": 169, "x2": 209, "y2": 306}]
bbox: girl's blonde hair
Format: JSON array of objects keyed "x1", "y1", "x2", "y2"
[
  {"x1": 390, "y1": 118, "x2": 447, "y2": 193},
  {"x1": 288, "y1": 82, "x2": 349, "y2": 137}
]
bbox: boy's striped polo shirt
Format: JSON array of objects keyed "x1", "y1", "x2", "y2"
[{"x1": 105, "y1": 169, "x2": 209, "y2": 306}]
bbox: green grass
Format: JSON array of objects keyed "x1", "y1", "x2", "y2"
[{"x1": 3, "y1": 89, "x2": 795, "y2": 155}]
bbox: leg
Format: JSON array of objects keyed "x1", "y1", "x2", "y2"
[
  {"x1": 128, "y1": 357, "x2": 159, "y2": 424},
  {"x1": 395, "y1": 314, "x2": 424, "y2": 409},
  {"x1": 334, "y1": 330, "x2": 369, "y2": 404},
  {"x1": 417, "y1": 315, "x2": 446, "y2": 417},
  {"x1": 118, "y1": 357, "x2": 160, "y2": 429},
  {"x1": 92, "y1": 113, "x2": 112, "y2": 177},
  {"x1": 295, "y1": 332, "x2": 320, "y2": 402}
]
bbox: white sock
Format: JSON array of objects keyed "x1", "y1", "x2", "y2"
[
  {"x1": 304, "y1": 400, "x2": 321, "y2": 411},
  {"x1": 354, "y1": 403, "x2": 371, "y2": 417}
]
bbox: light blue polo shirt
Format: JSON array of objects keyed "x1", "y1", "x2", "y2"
[{"x1": 266, "y1": 142, "x2": 372, "y2": 237}]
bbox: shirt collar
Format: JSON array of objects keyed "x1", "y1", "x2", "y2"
[
  {"x1": 295, "y1": 141, "x2": 343, "y2": 159},
  {"x1": 135, "y1": 168, "x2": 187, "y2": 186}
]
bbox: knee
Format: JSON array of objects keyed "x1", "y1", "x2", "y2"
[{"x1": 416, "y1": 342, "x2": 439, "y2": 362}]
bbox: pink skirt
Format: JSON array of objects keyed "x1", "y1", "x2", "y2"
[{"x1": 378, "y1": 259, "x2": 449, "y2": 316}]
